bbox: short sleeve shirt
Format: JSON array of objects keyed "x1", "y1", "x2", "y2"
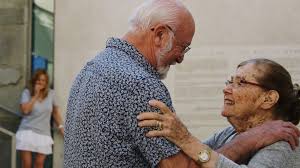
[
  {"x1": 18, "y1": 89, "x2": 57, "y2": 136},
  {"x1": 64, "y1": 38, "x2": 180, "y2": 168}
]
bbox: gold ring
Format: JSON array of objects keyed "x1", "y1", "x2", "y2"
[
  {"x1": 159, "y1": 111, "x2": 165, "y2": 115},
  {"x1": 155, "y1": 121, "x2": 160, "y2": 128},
  {"x1": 157, "y1": 121, "x2": 163, "y2": 131}
]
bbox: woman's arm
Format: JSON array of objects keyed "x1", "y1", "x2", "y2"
[
  {"x1": 20, "y1": 95, "x2": 39, "y2": 115},
  {"x1": 217, "y1": 120, "x2": 300, "y2": 162},
  {"x1": 137, "y1": 100, "x2": 219, "y2": 168},
  {"x1": 20, "y1": 85, "x2": 43, "y2": 115},
  {"x1": 52, "y1": 106, "x2": 64, "y2": 136},
  {"x1": 137, "y1": 100, "x2": 300, "y2": 167}
]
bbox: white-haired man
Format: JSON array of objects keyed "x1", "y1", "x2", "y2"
[
  {"x1": 64, "y1": 0, "x2": 299, "y2": 167},
  {"x1": 64, "y1": 1, "x2": 196, "y2": 167}
]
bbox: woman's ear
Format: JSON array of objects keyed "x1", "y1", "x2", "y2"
[{"x1": 261, "y1": 90, "x2": 279, "y2": 109}]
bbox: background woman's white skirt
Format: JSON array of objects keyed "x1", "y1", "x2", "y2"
[{"x1": 16, "y1": 130, "x2": 54, "y2": 155}]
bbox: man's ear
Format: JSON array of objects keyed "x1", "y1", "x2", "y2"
[
  {"x1": 152, "y1": 24, "x2": 171, "y2": 47},
  {"x1": 261, "y1": 90, "x2": 279, "y2": 109}
]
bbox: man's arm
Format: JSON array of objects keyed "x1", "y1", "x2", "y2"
[
  {"x1": 216, "y1": 140, "x2": 297, "y2": 168},
  {"x1": 217, "y1": 120, "x2": 300, "y2": 162},
  {"x1": 158, "y1": 138, "x2": 298, "y2": 168}
]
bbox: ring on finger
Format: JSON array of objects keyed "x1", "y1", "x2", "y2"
[
  {"x1": 157, "y1": 121, "x2": 163, "y2": 131},
  {"x1": 159, "y1": 111, "x2": 165, "y2": 115}
]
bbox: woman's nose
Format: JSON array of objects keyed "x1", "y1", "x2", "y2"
[{"x1": 223, "y1": 84, "x2": 233, "y2": 94}]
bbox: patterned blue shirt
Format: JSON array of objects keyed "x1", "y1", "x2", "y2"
[{"x1": 64, "y1": 38, "x2": 180, "y2": 168}]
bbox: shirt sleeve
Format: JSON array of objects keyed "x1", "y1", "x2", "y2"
[
  {"x1": 203, "y1": 126, "x2": 236, "y2": 150},
  {"x1": 50, "y1": 89, "x2": 59, "y2": 107},
  {"x1": 125, "y1": 78, "x2": 180, "y2": 167},
  {"x1": 20, "y1": 89, "x2": 31, "y2": 104},
  {"x1": 216, "y1": 141, "x2": 295, "y2": 168},
  {"x1": 203, "y1": 132, "x2": 218, "y2": 149}
]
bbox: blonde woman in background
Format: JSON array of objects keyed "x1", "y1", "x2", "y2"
[{"x1": 16, "y1": 69, "x2": 64, "y2": 168}]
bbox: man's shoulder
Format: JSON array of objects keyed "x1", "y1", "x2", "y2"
[{"x1": 85, "y1": 50, "x2": 153, "y2": 79}]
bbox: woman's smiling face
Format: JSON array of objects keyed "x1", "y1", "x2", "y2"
[{"x1": 222, "y1": 63, "x2": 267, "y2": 130}]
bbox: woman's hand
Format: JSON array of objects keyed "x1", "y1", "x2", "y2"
[
  {"x1": 34, "y1": 84, "x2": 43, "y2": 97},
  {"x1": 52, "y1": 106, "x2": 65, "y2": 137},
  {"x1": 138, "y1": 100, "x2": 220, "y2": 167},
  {"x1": 137, "y1": 99, "x2": 192, "y2": 147},
  {"x1": 58, "y1": 126, "x2": 65, "y2": 137}
]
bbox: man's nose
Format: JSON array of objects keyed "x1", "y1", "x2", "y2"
[{"x1": 176, "y1": 54, "x2": 184, "y2": 63}]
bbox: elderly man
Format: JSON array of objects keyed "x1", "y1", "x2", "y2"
[
  {"x1": 64, "y1": 0, "x2": 195, "y2": 167},
  {"x1": 64, "y1": 0, "x2": 299, "y2": 167}
]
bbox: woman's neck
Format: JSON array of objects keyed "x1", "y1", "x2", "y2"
[{"x1": 231, "y1": 111, "x2": 274, "y2": 133}]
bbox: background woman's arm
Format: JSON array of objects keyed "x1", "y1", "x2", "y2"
[
  {"x1": 52, "y1": 106, "x2": 64, "y2": 136},
  {"x1": 20, "y1": 95, "x2": 38, "y2": 115}
]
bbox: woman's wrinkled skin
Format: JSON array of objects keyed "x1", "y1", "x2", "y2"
[
  {"x1": 137, "y1": 63, "x2": 300, "y2": 151},
  {"x1": 137, "y1": 100, "x2": 191, "y2": 147},
  {"x1": 222, "y1": 63, "x2": 273, "y2": 132}
]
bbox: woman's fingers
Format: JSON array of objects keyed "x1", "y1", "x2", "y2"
[
  {"x1": 138, "y1": 120, "x2": 170, "y2": 138},
  {"x1": 138, "y1": 119, "x2": 160, "y2": 127},
  {"x1": 136, "y1": 100, "x2": 173, "y2": 121},
  {"x1": 137, "y1": 112, "x2": 163, "y2": 121},
  {"x1": 145, "y1": 130, "x2": 168, "y2": 138},
  {"x1": 149, "y1": 99, "x2": 173, "y2": 114}
]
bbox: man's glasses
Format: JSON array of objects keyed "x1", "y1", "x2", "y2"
[
  {"x1": 182, "y1": 45, "x2": 191, "y2": 54},
  {"x1": 225, "y1": 76, "x2": 264, "y2": 88}
]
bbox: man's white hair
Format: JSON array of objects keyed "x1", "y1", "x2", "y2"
[
  {"x1": 156, "y1": 30, "x2": 175, "y2": 79},
  {"x1": 128, "y1": 0, "x2": 186, "y2": 32}
]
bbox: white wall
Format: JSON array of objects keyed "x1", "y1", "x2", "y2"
[{"x1": 54, "y1": 0, "x2": 300, "y2": 167}]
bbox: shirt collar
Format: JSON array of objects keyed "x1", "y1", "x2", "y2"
[{"x1": 106, "y1": 37, "x2": 160, "y2": 78}]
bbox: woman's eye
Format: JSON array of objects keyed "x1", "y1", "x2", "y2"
[{"x1": 226, "y1": 80, "x2": 233, "y2": 84}]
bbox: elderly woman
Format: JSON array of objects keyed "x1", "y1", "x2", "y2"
[{"x1": 138, "y1": 58, "x2": 300, "y2": 167}]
